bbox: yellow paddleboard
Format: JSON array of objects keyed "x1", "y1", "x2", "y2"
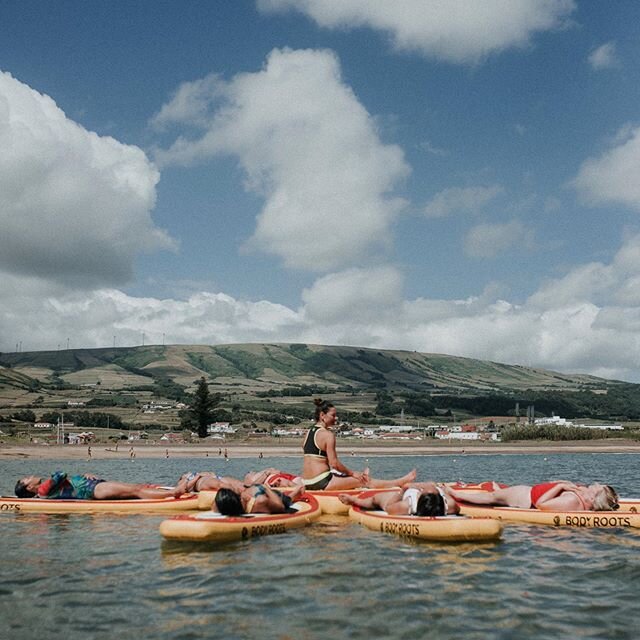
[
  {"x1": 349, "y1": 506, "x2": 503, "y2": 542},
  {"x1": 458, "y1": 503, "x2": 640, "y2": 528},
  {"x1": 0, "y1": 493, "x2": 199, "y2": 514},
  {"x1": 160, "y1": 494, "x2": 322, "y2": 542}
]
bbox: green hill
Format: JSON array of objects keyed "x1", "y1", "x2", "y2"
[
  {"x1": 0, "y1": 343, "x2": 621, "y2": 394},
  {"x1": 3, "y1": 344, "x2": 640, "y2": 424}
]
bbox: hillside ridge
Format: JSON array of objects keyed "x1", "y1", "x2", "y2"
[{"x1": 0, "y1": 343, "x2": 622, "y2": 394}]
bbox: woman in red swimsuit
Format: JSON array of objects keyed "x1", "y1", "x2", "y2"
[{"x1": 448, "y1": 481, "x2": 619, "y2": 511}]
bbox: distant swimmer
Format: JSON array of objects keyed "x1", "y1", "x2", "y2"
[
  {"x1": 15, "y1": 471, "x2": 182, "y2": 500},
  {"x1": 448, "y1": 481, "x2": 619, "y2": 511}
]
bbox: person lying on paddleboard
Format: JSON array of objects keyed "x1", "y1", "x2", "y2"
[
  {"x1": 175, "y1": 468, "x2": 303, "y2": 494},
  {"x1": 339, "y1": 482, "x2": 459, "y2": 517},
  {"x1": 243, "y1": 468, "x2": 304, "y2": 488},
  {"x1": 214, "y1": 483, "x2": 306, "y2": 516},
  {"x1": 175, "y1": 471, "x2": 246, "y2": 494},
  {"x1": 448, "y1": 481, "x2": 619, "y2": 511},
  {"x1": 302, "y1": 398, "x2": 416, "y2": 491},
  {"x1": 15, "y1": 471, "x2": 183, "y2": 500}
]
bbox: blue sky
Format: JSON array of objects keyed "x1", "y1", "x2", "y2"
[{"x1": 2, "y1": 1, "x2": 640, "y2": 381}]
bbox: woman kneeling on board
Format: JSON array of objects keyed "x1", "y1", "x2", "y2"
[
  {"x1": 215, "y1": 483, "x2": 305, "y2": 516},
  {"x1": 448, "y1": 481, "x2": 619, "y2": 511},
  {"x1": 340, "y1": 482, "x2": 459, "y2": 517},
  {"x1": 303, "y1": 399, "x2": 416, "y2": 491},
  {"x1": 15, "y1": 471, "x2": 182, "y2": 500}
]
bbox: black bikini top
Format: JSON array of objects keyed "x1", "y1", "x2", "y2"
[{"x1": 303, "y1": 426, "x2": 328, "y2": 458}]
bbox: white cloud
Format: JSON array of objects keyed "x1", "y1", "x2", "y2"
[
  {"x1": 258, "y1": 0, "x2": 576, "y2": 64},
  {"x1": 572, "y1": 125, "x2": 640, "y2": 211},
  {"x1": 150, "y1": 73, "x2": 223, "y2": 130},
  {"x1": 154, "y1": 48, "x2": 410, "y2": 272},
  {"x1": 301, "y1": 266, "x2": 404, "y2": 324},
  {"x1": 588, "y1": 41, "x2": 619, "y2": 70},
  {"x1": 0, "y1": 277, "x2": 301, "y2": 352},
  {"x1": 0, "y1": 71, "x2": 174, "y2": 288},
  {"x1": 424, "y1": 185, "x2": 503, "y2": 218},
  {"x1": 464, "y1": 220, "x2": 533, "y2": 258}
]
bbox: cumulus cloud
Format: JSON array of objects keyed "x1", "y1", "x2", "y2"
[
  {"x1": 572, "y1": 125, "x2": 640, "y2": 211},
  {"x1": 258, "y1": 0, "x2": 576, "y2": 64},
  {"x1": 464, "y1": 220, "x2": 533, "y2": 258},
  {"x1": 424, "y1": 185, "x2": 503, "y2": 218},
  {"x1": 154, "y1": 48, "x2": 409, "y2": 272},
  {"x1": 0, "y1": 276, "x2": 301, "y2": 352},
  {"x1": 150, "y1": 73, "x2": 223, "y2": 130},
  {"x1": 588, "y1": 41, "x2": 619, "y2": 70},
  {"x1": 0, "y1": 71, "x2": 174, "y2": 288},
  {"x1": 301, "y1": 266, "x2": 404, "y2": 324}
]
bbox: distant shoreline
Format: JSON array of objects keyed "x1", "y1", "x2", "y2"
[{"x1": 2, "y1": 439, "x2": 640, "y2": 460}]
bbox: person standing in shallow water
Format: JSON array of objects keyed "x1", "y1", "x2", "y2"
[{"x1": 302, "y1": 398, "x2": 417, "y2": 491}]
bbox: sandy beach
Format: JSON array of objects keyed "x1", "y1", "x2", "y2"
[{"x1": 2, "y1": 439, "x2": 640, "y2": 460}]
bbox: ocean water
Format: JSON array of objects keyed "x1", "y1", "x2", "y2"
[{"x1": 1, "y1": 453, "x2": 639, "y2": 640}]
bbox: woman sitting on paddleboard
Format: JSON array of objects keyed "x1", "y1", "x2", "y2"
[
  {"x1": 302, "y1": 398, "x2": 416, "y2": 491},
  {"x1": 339, "y1": 482, "x2": 459, "y2": 517},
  {"x1": 448, "y1": 481, "x2": 619, "y2": 511}
]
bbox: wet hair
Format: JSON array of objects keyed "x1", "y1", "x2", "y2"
[
  {"x1": 15, "y1": 480, "x2": 35, "y2": 498},
  {"x1": 313, "y1": 398, "x2": 334, "y2": 421},
  {"x1": 214, "y1": 488, "x2": 244, "y2": 516},
  {"x1": 415, "y1": 491, "x2": 445, "y2": 517},
  {"x1": 592, "y1": 484, "x2": 619, "y2": 511}
]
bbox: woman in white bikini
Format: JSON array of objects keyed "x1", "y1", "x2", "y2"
[{"x1": 339, "y1": 482, "x2": 459, "y2": 517}]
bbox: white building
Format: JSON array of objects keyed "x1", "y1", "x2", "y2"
[
  {"x1": 207, "y1": 422, "x2": 237, "y2": 434},
  {"x1": 535, "y1": 416, "x2": 570, "y2": 426},
  {"x1": 434, "y1": 430, "x2": 480, "y2": 440}
]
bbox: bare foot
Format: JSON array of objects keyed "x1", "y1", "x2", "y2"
[
  {"x1": 398, "y1": 469, "x2": 417, "y2": 486},
  {"x1": 339, "y1": 494, "x2": 357, "y2": 505}
]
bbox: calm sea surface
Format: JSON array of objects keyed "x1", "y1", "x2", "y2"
[{"x1": 1, "y1": 453, "x2": 639, "y2": 640}]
